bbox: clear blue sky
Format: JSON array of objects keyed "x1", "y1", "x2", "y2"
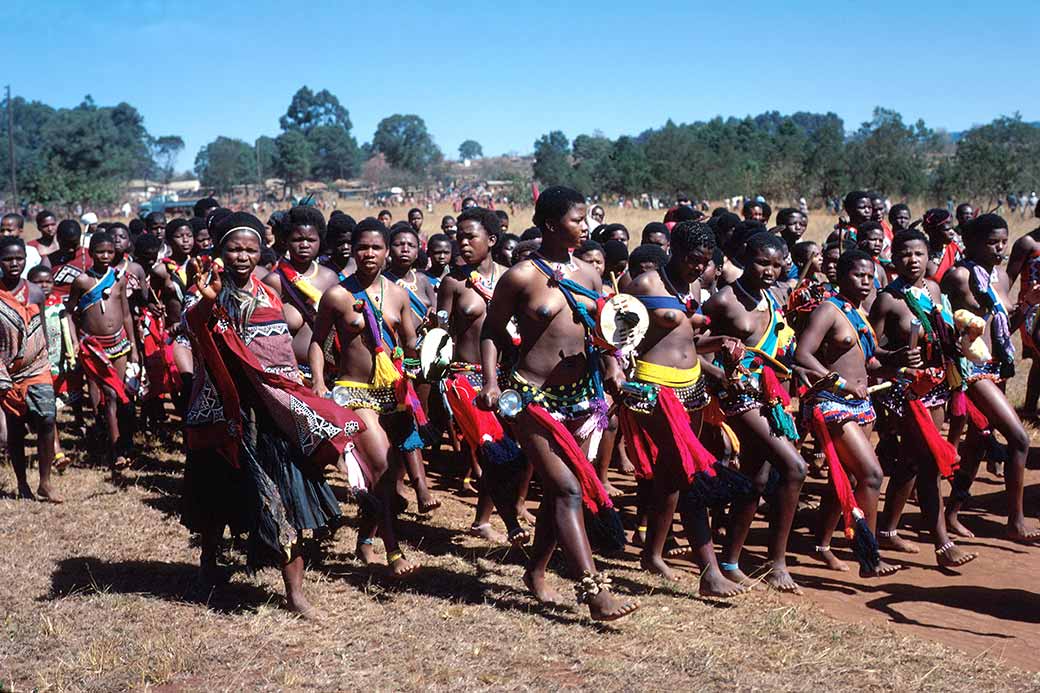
[{"x1": 3, "y1": 0, "x2": 1037, "y2": 173}]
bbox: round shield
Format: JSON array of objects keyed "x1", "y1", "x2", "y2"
[
  {"x1": 419, "y1": 327, "x2": 454, "y2": 380},
  {"x1": 597, "y1": 293, "x2": 649, "y2": 354}
]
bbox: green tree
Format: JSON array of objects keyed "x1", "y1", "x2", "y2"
[
  {"x1": 532, "y1": 130, "x2": 573, "y2": 188},
  {"x1": 276, "y1": 130, "x2": 314, "y2": 193},
  {"x1": 26, "y1": 97, "x2": 154, "y2": 204},
  {"x1": 371, "y1": 114, "x2": 441, "y2": 174},
  {"x1": 458, "y1": 139, "x2": 483, "y2": 159},
  {"x1": 151, "y1": 135, "x2": 185, "y2": 186},
  {"x1": 308, "y1": 124, "x2": 360, "y2": 181},
  {"x1": 255, "y1": 135, "x2": 279, "y2": 182},
  {"x1": 280, "y1": 86, "x2": 353, "y2": 134},
  {"x1": 194, "y1": 136, "x2": 254, "y2": 193},
  {"x1": 847, "y1": 107, "x2": 939, "y2": 197},
  {"x1": 946, "y1": 115, "x2": 1040, "y2": 203},
  {"x1": 606, "y1": 136, "x2": 652, "y2": 195}
]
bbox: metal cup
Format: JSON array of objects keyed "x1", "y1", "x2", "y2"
[{"x1": 331, "y1": 385, "x2": 351, "y2": 407}]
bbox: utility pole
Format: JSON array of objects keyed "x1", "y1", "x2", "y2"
[{"x1": 6, "y1": 85, "x2": 16, "y2": 206}]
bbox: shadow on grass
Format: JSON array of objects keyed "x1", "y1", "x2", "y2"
[{"x1": 45, "y1": 556, "x2": 279, "y2": 615}]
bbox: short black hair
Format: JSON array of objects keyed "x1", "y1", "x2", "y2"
[
  {"x1": 519, "y1": 226, "x2": 543, "y2": 241},
  {"x1": 128, "y1": 218, "x2": 146, "y2": 237},
  {"x1": 35, "y1": 210, "x2": 56, "y2": 227},
  {"x1": 327, "y1": 212, "x2": 357, "y2": 243},
  {"x1": 89, "y1": 230, "x2": 115, "y2": 251},
  {"x1": 742, "y1": 229, "x2": 786, "y2": 261},
  {"x1": 193, "y1": 197, "x2": 219, "y2": 218},
  {"x1": 776, "y1": 208, "x2": 800, "y2": 225},
  {"x1": 27, "y1": 264, "x2": 51, "y2": 280},
  {"x1": 964, "y1": 213, "x2": 1008, "y2": 243},
  {"x1": 0, "y1": 235, "x2": 25, "y2": 254},
  {"x1": 628, "y1": 244, "x2": 668, "y2": 277},
  {"x1": 57, "y1": 220, "x2": 82, "y2": 243},
  {"x1": 792, "y1": 240, "x2": 819, "y2": 268},
  {"x1": 576, "y1": 240, "x2": 604, "y2": 257},
  {"x1": 843, "y1": 190, "x2": 871, "y2": 214},
  {"x1": 888, "y1": 203, "x2": 910, "y2": 224},
  {"x1": 2, "y1": 212, "x2": 24, "y2": 229},
  {"x1": 144, "y1": 211, "x2": 166, "y2": 226},
  {"x1": 603, "y1": 239, "x2": 628, "y2": 265},
  {"x1": 351, "y1": 217, "x2": 389, "y2": 247},
  {"x1": 641, "y1": 222, "x2": 670, "y2": 243},
  {"x1": 427, "y1": 233, "x2": 451, "y2": 249},
  {"x1": 532, "y1": 186, "x2": 584, "y2": 232},
  {"x1": 891, "y1": 229, "x2": 928, "y2": 253},
  {"x1": 836, "y1": 249, "x2": 874, "y2": 277},
  {"x1": 671, "y1": 221, "x2": 716, "y2": 257},
  {"x1": 494, "y1": 210, "x2": 509, "y2": 225},
  {"x1": 165, "y1": 217, "x2": 192, "y2": 243},
  {"x1": 282, "y1": 205, "x2": 327, "y2": 239},
  {"x1": 457, "y1": 207, "x2": 502, "y2": 239},
  {"x1": 133, "y1": 233, "x2": 162, "y2": 255},
  {"x1": 408, "y1": 207, "x2": 423, "y2": 218},
  {"x1": 857, "y1": 221, "x2": 884, "y2": 237}
]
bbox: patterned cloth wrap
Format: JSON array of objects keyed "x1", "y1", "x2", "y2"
[
  {"x1": 509, "y1": 370, "x2": 596, "y2": 421},
  {"x1": 803, "y1": 390, "x2": 876, "y2": 427},
  {"x1": 968, "y1": 359, "x2": 1002, "y2": 383},
  {"x1": 622, "y1": 359, "x2": 708, "y2": 415},
  {"x1": 875, "y1": 375, "x2": 950, "y2": 418},
  {"x1": 714, "y1": 288, "x2": 796, "y2": 417},
  {"x1": 0, "y1": 280, "x2": 54, "y2": 419}
]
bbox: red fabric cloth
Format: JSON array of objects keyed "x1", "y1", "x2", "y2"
[
  {"x1": 444, "y1": 373, "x2": 505, "y2": 449},
  {"x1": 78, "y1": 336, "x2": 130, "y2": 405},
  {"x1": 932, "y1": 242, "x2": 960, "y2": 283},
  {"x1": 185, "y1": 288, "x2": 365, "y2": 472},
  {"x1": 908, "y1": 398, "x2": 959, "y2": 478},
  {"x1": 526, "y1": 404, "x2": 612, "y2": 513},
  {"x1": 811, "y1": 406, "x2": 861, "y2": 535},
  {"x1": 140, "y1": 307, "x2": 178, "y2": 399},
  {"x1": 619, "y1": 388, "x2": 716, "y2": 489}
]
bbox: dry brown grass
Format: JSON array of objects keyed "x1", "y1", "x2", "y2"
[{"x1": 2, "y1": 423, "x2": 1040, "y2": 692}]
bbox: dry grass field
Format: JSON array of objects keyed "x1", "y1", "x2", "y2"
[{"x1": 3, "y1": 201, "x2": 1040, "y2": 691}]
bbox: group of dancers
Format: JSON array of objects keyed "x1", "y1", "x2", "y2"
[{"x1": 1, "y1": 188, "x2": 1038, "y2": 622}]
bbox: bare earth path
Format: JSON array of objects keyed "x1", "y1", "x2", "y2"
[{"x1": 1, "y1": 428, "x2": 1038, "y2": 691}]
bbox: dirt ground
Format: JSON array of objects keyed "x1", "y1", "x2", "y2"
[{"x1": 2, "y1": 422, "x2": 1039, "y2": 692}]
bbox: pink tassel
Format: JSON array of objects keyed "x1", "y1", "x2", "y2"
[{"x1": 950, "y1": 389, "x2": 967, "y2": 417}]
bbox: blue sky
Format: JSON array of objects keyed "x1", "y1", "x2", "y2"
[{"x1": 3, "y1": 0, "x2": 1037, "y2": 172}]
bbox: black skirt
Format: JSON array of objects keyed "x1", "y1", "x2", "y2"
[{"x1": 181, "y1": 404, "x2": 342, "y2": 568}]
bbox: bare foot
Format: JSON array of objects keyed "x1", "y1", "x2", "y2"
[
  {"x1": 523, "y1": 570, "x2": 564, "y2": 606},
  {"x1": 665, "y1": 545, "x2": 694, "y2": 559},
  {"x1": 508, "y1": 527, "x2": 531, "y2": 546},
  {"x1": 285, "y1": 592, "x2": 322, "y2": 620},
  {"x1": 389, "y1": 554, "x2": 420, "y2": 578},
  {"x1": 53, "y1": 453, "x2": 71, "y2": 473},
  {"x1": 698, "y1": 567, "x2": 750, "y2": 598},
  {"x1": 813, "y1": 547, "x2": 849, "y2": 572},
  {"x1": 860, "y1": 559, "x2": 901, "y2": 578},
  {"x1": 356, "y1": 538, "x2": 377, "y2": 566},
  {"x1": 587, "y1": 590, "x2": 640, "y2": 622},
  {"x1": 937, "y1": 544, "x2": 978, "y2": 568},
  {"x1": 640, "y1": 554, "x2": 679, "y2": 581},
  {"x1": 1006, "y1": 522, "x2": 1040, "y2": 544},
  {"x1": 36, "y1": 483, "x2": 63, "y2": 504},
  {"x1": 618, "y1": 457, "x2": 635, "y2": 475},
  {"x1": 469, "y1": 523, "x2": 507, "y2": 544},
  {"x1": 516, "y1": 505, "x2": 536, "y2": 526},
  {"x1": 604, "y1": 481, "x2": 624, "y2": 499},
  {"x1": 763, "y1": 565, "x2": 803, "y2": 594},
  {"x1": 417, "y1": 494, "x2": 441, "y2": 515},
  {"x1": 721, "y1": 566, "x2": 764, "y2": 591},
  {"x1": 878, "y1": 531, "x2": 920, "y2": 554},
  {"x1": 946, "y1": 514, "x2": 976, "y2": 538}
]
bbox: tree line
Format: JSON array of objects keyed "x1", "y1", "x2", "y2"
[
  {"x1": 533, "y1": 108, "x2": 1040, "y2": 205},
  {"x1": 2, "y1": 87, "x2": 1038, "y2": 206}
]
